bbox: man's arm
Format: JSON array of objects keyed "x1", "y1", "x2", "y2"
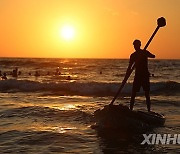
[
  {"x1": 146, "y1": 50, "x2": 155, "y2": 58},
  {"x1": 126, "y1": 55, "x2": 134, "y2": 75}
]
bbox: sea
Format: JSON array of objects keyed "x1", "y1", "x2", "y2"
[{"x1": 0, "y1": 58, "x2": 179, "y2": 153}]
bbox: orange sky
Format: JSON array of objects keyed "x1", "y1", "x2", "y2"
[{"x1": 0, "y1": 0, "x2": 179, "y2": 59}]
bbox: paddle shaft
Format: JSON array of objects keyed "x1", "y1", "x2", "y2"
[{"x1": 110, "y1": 26, "x2": 160, "y2": 104}]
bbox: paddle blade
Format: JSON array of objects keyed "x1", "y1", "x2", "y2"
[{"x1": 157, "y1": 17, "x2": 166, "y2": 27}]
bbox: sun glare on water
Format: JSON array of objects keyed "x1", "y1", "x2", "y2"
[{"x1": 61, "y1": 25, "x2": 75, "y2": 41}]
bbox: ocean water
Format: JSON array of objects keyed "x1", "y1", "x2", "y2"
[{"x1": 0, "y1": 58, "x2": 179, "y2": 153}]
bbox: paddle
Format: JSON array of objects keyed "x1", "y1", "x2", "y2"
[{"x1": 110, "y1": 17, "x2": 166, "y2": 105}]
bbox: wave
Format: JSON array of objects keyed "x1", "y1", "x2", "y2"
[
  {"x1": 0, "y1": 79, "x2": 179, "y2": 96},
  {"x1": 0, "y1": 106, "x2": 93, "y2": 123}
]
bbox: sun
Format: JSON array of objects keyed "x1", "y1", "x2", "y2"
[{"x1": 61, "y1": 25, "x2": 75, "y2": 40}]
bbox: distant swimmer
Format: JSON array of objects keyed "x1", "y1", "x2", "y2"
[
  {"x1": 55, "y1": 67, "x2": 61, "y2": 75},
  {"x1": 12, "y1": 68, "x2": 18, "y2": 77},
  {"x1": 34, "y1": 71, "x2": 40, "y2": 77},
  {"x1": 66, "y1": 75, "x2": 71, "y2": 80},
  {"x1": 127, "y1": 40, "x2": 155, "y2": 112},
  {"x1": 18, "y1": 71, "x2": 22, "y2": 75},
  {"x1": 2, "y1": 73, "x2": 7, "y2": 80}
]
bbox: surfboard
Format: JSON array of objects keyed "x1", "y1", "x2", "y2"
[{"x1": 93, "y1": 104, "x2": 165, "y2": 133}]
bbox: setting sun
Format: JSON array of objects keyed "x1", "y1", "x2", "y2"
[{"x1": 61, "y1": 25, "x2": 75, "y2": 40}]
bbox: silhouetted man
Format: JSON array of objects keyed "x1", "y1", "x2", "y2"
[{"x1": 127, "y1": 39, "x2": 155, "y2": 112}]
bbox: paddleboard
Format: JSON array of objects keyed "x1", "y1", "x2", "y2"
[{"x1": 93, "y1": 104, "x2": 165, "y2": 133}]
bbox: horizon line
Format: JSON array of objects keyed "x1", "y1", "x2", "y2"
[{"x1": 0, "y1": 56, "x2": 179, "y2": 60}]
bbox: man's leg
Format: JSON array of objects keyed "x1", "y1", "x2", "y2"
[
  {"x1": 145, "y1": 91, "x2": 151, "y2": 112},
  {"x1": 130, "y1": 90, "x2": 136, "y2": 110}
]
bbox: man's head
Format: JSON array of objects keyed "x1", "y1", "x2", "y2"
[{"x1": 133, "y1": 39, "x2": 141, "y2": 50}]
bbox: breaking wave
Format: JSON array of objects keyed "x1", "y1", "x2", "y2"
[{"x1": 0, "y1": 79, "x2": 179, "y2": 96}]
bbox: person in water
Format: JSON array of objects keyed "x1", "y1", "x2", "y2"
[
  {"x1": 12, "y1": 68, "x2": 18, "y2": 77},
  {"x1": 2, "y1": 73, "x2": 7, "y2": 80},
  {"x1": 126, "y1": 39, "x2": 155, "y2": 112},
  {"x1": 55, "y1": 67, "x2": 61, "y2": 75},
  {"x1": 34, "y1": 71, "x2": 40, "y2": 77}
]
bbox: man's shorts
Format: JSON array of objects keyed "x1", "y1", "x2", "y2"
[{"x1": 132, "y1": 75, "x2": 150, "y2": 92}]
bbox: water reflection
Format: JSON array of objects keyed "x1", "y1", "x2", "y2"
[{"x1": 96, "y1": 130, "x2": 165, "y2": 153}]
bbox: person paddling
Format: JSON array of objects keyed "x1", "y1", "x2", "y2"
[{"x1": 126, "y1": 39, "x2": 155, "y2": 112}]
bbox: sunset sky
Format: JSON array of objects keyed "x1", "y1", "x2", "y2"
[{"x1": 0, "y1": 0, "x2": 179, "y2": 59}]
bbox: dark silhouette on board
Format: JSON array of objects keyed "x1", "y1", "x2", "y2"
[
  {"x1": 127, "y1": 39, "x2": 155, "y2": 112},
  {"x1": 109, "y1": 17, "x2": 166, "y2": 107}
]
